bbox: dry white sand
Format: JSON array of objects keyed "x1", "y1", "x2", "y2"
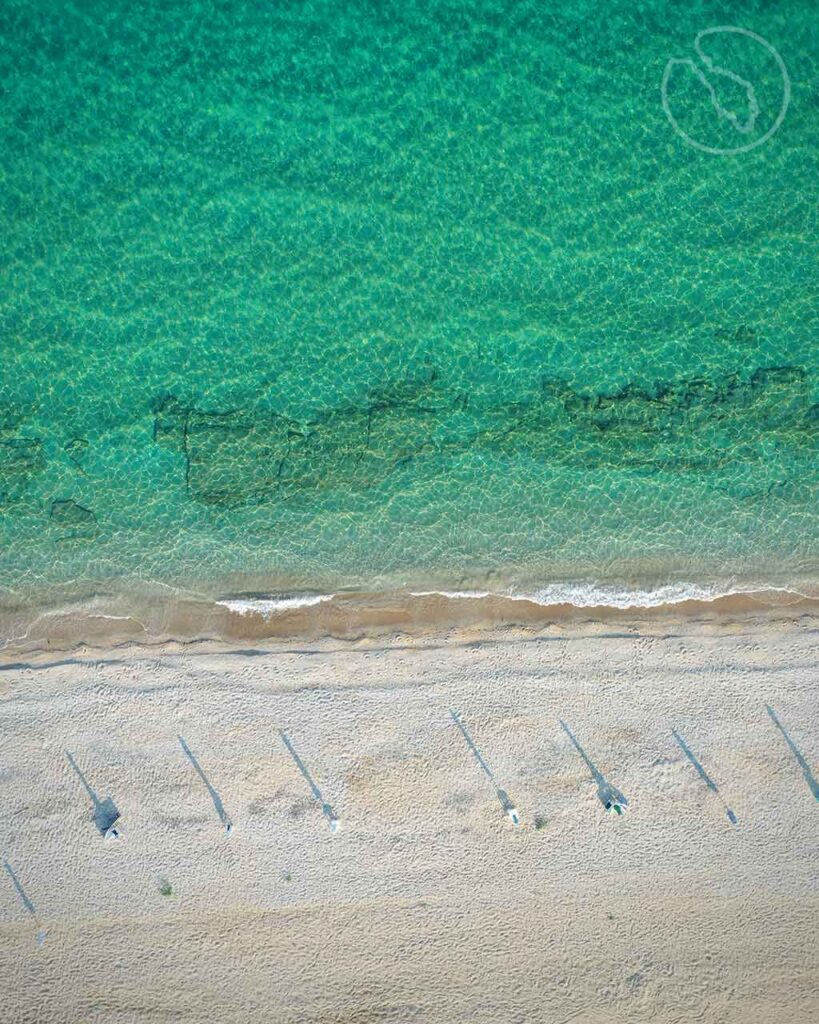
[{"x1": 1, "y1": 613, "x2": 817, "y2": 1023}]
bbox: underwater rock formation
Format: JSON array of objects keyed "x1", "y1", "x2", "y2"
[
  {"x1": 49, "y1": 499, "x2": 97, "y2": 526},
  {"x1": 0, "y1": 438, "x2": 44, "y2": 504},
  {"x1": 150, "y1": 365, "x2": 814, "y2": 509}
]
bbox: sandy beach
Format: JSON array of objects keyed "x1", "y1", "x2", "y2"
[
  {"x1": 1, "y1": 607, "x2": 817, "y2": 1023},
  {"x1": 2, "y1": 0, "x2": 816, "y2": 1019}
]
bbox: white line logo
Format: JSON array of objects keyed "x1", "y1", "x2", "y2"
[{"x1": 661, "y1": 26, "x2": 790, "y2": 155}]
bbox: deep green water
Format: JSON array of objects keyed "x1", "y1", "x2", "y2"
[{"x1": 1, "y1": 0, "x2": 817, "y2": 604}]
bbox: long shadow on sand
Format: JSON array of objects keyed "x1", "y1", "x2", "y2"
[
  {"x1": 280, "y1": 731, "x2": 339, "y2": 832},
  {"x1": 64, "y1": 751, "x2": 122, "y2": 839},
  {"x1": 766, "y1": 705, "x2": 819, "y2": 803},
  {"x1": 671, "y1": 729, "x2": 737, "y2": 824},
  {"x1": 560, "y1": 720, "x2": 628, "y2": 814},
  {"x1": 3, "y1": 859, "x2": 36, "y2": 916},
  {"x1": 449, "y1": 710, "x2": 520, "y2": 825},
  {"x1": 3, "y1": 860, "x2": 47, "y2": 946},
  {"x1": 178, "y1": 736, "x2": 233, "y2": 834}
]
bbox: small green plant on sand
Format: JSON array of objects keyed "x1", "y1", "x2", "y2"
[
  {"x1": 158, "y1": 877, "x2": 173, "y2": 897},
  {"x1": 534, "y1": 815, "x2": 547, "y2": 830}
]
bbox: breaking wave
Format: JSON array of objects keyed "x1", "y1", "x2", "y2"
[
  {"x1": 411, "y1": 580, "x2": 810, "y2": 610},
  {"x1": 215, "y1": 594, "x2": 336, "y2": 617}
]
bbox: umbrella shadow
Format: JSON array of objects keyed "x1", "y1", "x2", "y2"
[
  {"x1": 450, "y1": 710, "x2": 520, "y2": 825},
  {"x1": 672, "y1": 729, "x2": 737, "y2": 824},
  {"x1": 280, "y1": 731, "x2": 340, "y2": 832},
  {"x1": 3, "y1": 861, "x2": 47, "y2": 946},
  {"x1": 560, "y1": 720, "x2": 628, "y2": 814},
  {"x1": 178, "y1": 736, "x2": 233, "y2": 834},
  {"x1": 65, "y1": 751, "x2": 122, "y2": 839},
  {"x1": 767, "y1": 705, "x2": 819, "y2": 803}
]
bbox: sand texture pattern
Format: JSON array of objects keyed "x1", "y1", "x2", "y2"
[{"x1": 1, "y1": 614, "x2": 817, "y2": 1023}]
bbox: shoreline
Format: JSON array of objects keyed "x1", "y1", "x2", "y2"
[{"x1": 1, "y1": 575, "x2": 817, "y2": 661}]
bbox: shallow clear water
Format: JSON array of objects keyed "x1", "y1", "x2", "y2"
[{"x1": 1, "y1": 0, "x2": 817, "y2": 606}]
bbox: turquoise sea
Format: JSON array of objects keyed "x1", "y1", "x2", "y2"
[{"x1": 1, "y1": 0, "x2": 817, "y2": 620}]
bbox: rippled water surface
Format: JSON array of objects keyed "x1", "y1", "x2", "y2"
[{"x1": 1, "y1": 0, "x2": 816, "y2": 602}]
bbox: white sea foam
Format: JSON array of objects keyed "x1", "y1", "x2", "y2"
[
  {"x1": 217, "y1": 594, "x2": 336, "y2": 617},
  {"x1": 216, "y1": 581, "x2": 808, "y2": 620},
  {"x1": 411, "y1": 582, "x2": 806, "y2": 610},
  {"x1": 87, "y1": 614, "x2": 144, "y2": 621}
]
